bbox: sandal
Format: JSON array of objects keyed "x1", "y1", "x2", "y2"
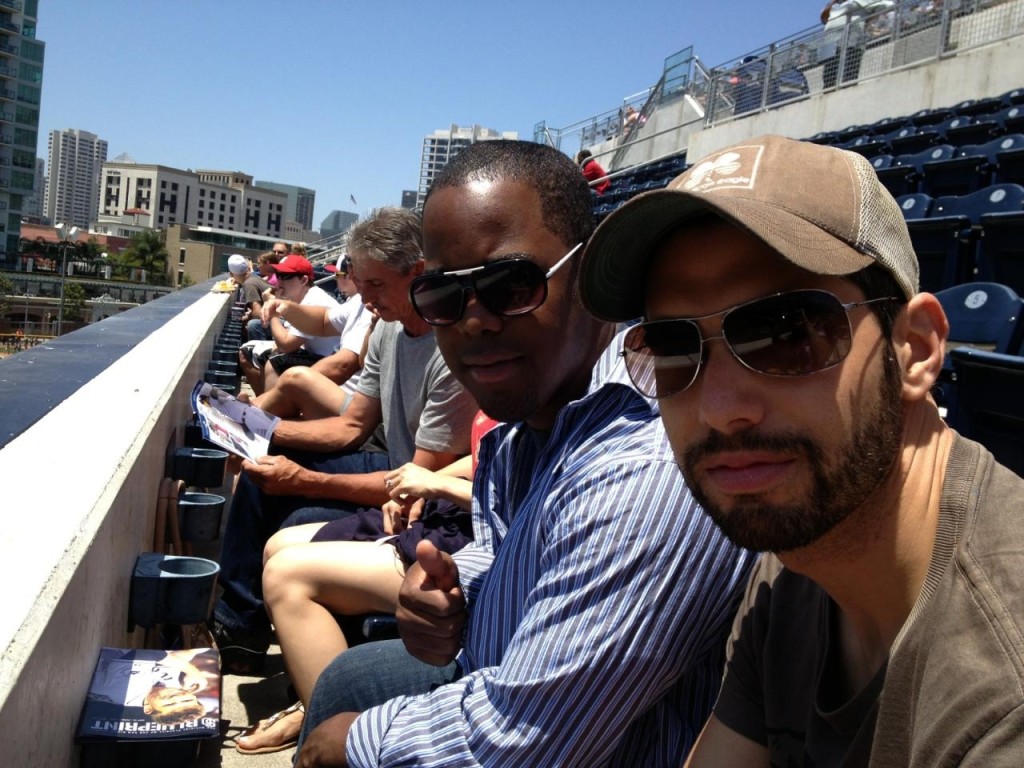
[{"x1": 234, "y1": 701, "x2": 304, "y2": 754}]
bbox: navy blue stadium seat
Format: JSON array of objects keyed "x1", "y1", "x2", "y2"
[
  {"x1": 845, "y1": 133, "x2": 889, "y2": 158},
  {"x1": 907, "y1": 184, "x2": 1024, "y2": 293},
  {"x1": 878, "y1": 145, "x2": 956, "y2": 197},
  {"x1": 903, "y1": 193, "x2": 977, "y2": 293},
  {"x1": 942, "y1": 115, "x2": 999, "y2": 147},
  {"x1": 807, "y1": 130, "x2": 840, "y2": 145},
  {"x1": 895, "y1": 192, "x2": 933, "y2": 220},
  {"x1": 994, "y1": 135, "x2": 1024, "y2": 186},
  {"x1": 871, "y1": 154, "x2": 894, "y2": 172},
  {"x1": 1001, "y1": 87, "x2": 1024, "y2": 107},
  {"x1": 994, "y1": 104, "x2": 1024, "y2": 135},
  {"x1": 909, "y1": 106, "x2": 953, "y2": 127},
  {"x1": 932, "y1": 282, "x2": 1024, "y2": 415},
  {"x1": 951, "y1": 96, "x2": 1003, "y2": 118},
  {"x1": 868, "y1": 115, "x2": 910, "y2": 135},
  {"x1": 946, "y1": 347, "x2": 1024, "y2": 475},
  {"x1": 936, "y1": 281, "x2": 1024, "y2": 354},
  {"x1": 976, "y1": 184, "x2": 1024, "y2": 296},
  {"x1": 837, "y1": 123, "x2": 872, "y2": 143},
  {"x1": 919, "y1": 135, "x2": 1024, "y2": 197},
  {"x1": 889, "y1": 125, "x2": 940, "y2": 156}
]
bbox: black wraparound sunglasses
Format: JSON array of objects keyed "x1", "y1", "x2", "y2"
[
  {"x1": 623, "y1": 289, "x2": 898, "y2": 399},
  {"x1": 409, "y1": 243, "x2": 583, "y2": 327}
]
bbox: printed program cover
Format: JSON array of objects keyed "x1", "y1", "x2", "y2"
[
  {"x1": 190, "y1": 380, "x2": 279, "y2": 462},
  {"x1": 76, "y1": 647, "x2": 221, "y2": 742}
]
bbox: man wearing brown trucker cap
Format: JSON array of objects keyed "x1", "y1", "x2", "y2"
[{"x1": 579, "y1": 135, "x2": 1024, "y2": 767}]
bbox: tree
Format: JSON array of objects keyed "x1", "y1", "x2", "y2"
[
  {"x1": 62, "y1": 282, "x2": 87, "y2": 324},
  {"x1": 178, "y1": 273, "x2": 195, "y2": 289},
  {"x1": 0, "y1": 273, "x2": 14, "y2": 319},
  {"x1": 121, "y1": 229, "x2": 169, "y2": 284}
]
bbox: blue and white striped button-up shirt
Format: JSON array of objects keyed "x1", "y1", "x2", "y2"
[{"x1": 348, "y1": 342, "x2": 756, "y2": 767}]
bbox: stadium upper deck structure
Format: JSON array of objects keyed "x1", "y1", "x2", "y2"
[{"x1": 1, "y1": 0, "x2": 1022, "y2": 763}]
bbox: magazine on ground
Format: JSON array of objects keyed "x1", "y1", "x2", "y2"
[
  {"x1": 76, "y1": 647, "x2": 221, "y2": 742},
  {"x1": 190, "y1": 380, "x2": 279, "y2": 462}
]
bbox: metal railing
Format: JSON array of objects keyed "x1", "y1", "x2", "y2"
[
  {"x1": 533, "y1": 90, "x2": 652, "y2": 161},
  {"x1": 536, "y1": 0, "x2": 1022, "y2": 165},
  {"x1": 702, "y1": 0, "x2": 1024, "y2": 125}
]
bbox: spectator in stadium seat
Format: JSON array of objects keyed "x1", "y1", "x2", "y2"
[
  {"x1": 294, "y1": 140, "x2": 752, "y2": 767},
  {"x1": 210, "y1": 207, "x2": 478, "y2": 676},
  {"x1": 228, "y1": 253, "x2": 271, "y2": 341},
  {"x1": 245, "y1": 250, "x2": 284, "y2": 341},
  {"x1": 253, "y1": 254, "x2": 373, "y2": 418},
  {"x1": 578, "y1": 134, "x2": 1024, "y2": 766},
  {"x1": 239, "y1": 254, "x2": 341, "y2": 395},
  {"x1": 235, "y1": 411, "x2": 496, "y2": 755},
  {"x1": 575, "y1": 148, "x2": 611, "y2": 195}
]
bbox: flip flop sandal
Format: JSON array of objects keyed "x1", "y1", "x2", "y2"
[{"x1": 234, "y1": 701, "x2": 304, "y2": 754}]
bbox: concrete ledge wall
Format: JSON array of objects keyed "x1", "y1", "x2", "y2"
[{"x1": 0, "y1": 285, "x2": 231, "y2": 766}]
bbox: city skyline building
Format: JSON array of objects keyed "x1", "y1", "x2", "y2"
[
  {"x1": 23, "y1": 157, "x2": 46, "y2": 222},
  {"x1": 44, "y1": 128, "x2": 107, "y2": 230},
  {"x1": 96, "y1": 161, "x2": 287, "y2": 238},
  {"x1": 319, "y1": 209, "x2": 358, "y2": 240},
  {"x1": 416, "y1": 124, "x2": 518, "y2": 209},
  {"x1": 253, "y1": 180, "x2": 315, "y2": 230},
  {"x1": 0, "y1": 0, "x2": 44, "y2": 256}
]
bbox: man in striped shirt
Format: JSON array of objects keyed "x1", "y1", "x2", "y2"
[{"x1": 295, "y1": 140, "x2": 755, "y2": 767}]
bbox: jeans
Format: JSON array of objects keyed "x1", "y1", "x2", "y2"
[
  {"x1": 297, "y1": 639, "x2": 460, "y2": 749},
  {"x1": 213, "y1": 447, "x2": 392, "y2": 635},
  {"x1": 246, "y1": 317, "x2": 270, "y2": 342}
]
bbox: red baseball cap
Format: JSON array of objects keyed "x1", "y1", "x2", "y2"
[{"x1": 269, "y1": 254, "x2": 313, "y2": 279}]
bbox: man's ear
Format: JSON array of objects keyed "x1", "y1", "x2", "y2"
[
  {"x1": 893, "y1": 293, "x2": 948, "y2": 401},
  {"x1": 412, "y1": 258, "x2": 426, "y2": 277}
]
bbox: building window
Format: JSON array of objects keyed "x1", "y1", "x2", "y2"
[{"x1": 178, "y1": 248, "x2": 186, "y2": 266}]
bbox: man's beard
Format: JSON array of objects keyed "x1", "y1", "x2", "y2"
[{"x1": 681, "y1": 355, "x2": 904, "y2": 553}]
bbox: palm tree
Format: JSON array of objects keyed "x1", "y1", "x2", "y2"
[{"x1": 122, "y1": 229, "x2": 169, "y2": 284}]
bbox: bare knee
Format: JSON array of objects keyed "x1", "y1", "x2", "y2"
[
  {"x1": 264, "y1": 528, "x2": 292, "y2": 566},
  {"x1": 262, "y1": 548, "x2": 306, "y2": 609},
  {"x1": 278, "y1": 366, "x2": 314, "y2": 397}
]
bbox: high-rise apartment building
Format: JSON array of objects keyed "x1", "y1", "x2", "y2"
[
  {"x1": 22, "y1": 157, "x2": 45, "y2": 221},
  {"x1": 0, "y1": 0, "x2": 44, "y2": 256},
  {"x1": 254, "y1": 180, "x2": 315, "y2": 230},
  {"x1": 416, "y1": 124, "x2": 518, "y2": 209},
  {"x1": 45, "y1": 128, "x2": 108, "y2": 230}
]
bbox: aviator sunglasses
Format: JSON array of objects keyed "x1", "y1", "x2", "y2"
[
  {"x1": 623, "y1": 289, "x2": 898, "y2": 399},
  {"x1": 409, "y1": 242, "x2": 583, "y2": 326}
]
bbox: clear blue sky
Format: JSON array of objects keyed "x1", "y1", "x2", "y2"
[{"x1": 37, "y1": 1, "x2": 821, "y2": 228}]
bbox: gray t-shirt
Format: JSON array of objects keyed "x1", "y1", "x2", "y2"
[
  {"x1": 239, "y1": 274, "x2": 270, "y2": 309},
  {"x1": 714, "y1": 435, "x2": 1024, "y2": 767},
  {"x1": 356, "y1": 320, "x2": 477, "y2": 467}
]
